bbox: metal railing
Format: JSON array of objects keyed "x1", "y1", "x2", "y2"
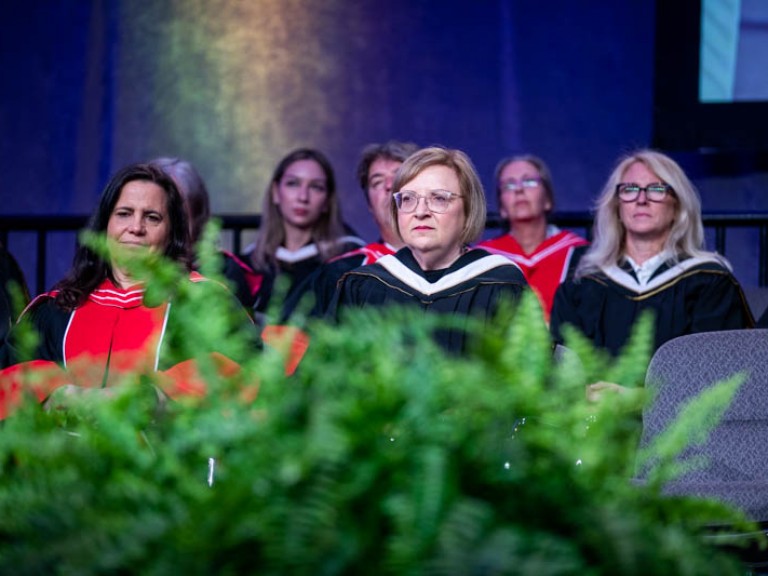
[{"x1": 2, "y1": 211, "x2": 768, "y2": 294}]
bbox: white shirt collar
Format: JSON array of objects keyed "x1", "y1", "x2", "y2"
[{"x1": 624, "y1": 250, "x2": 672, "y2": 286}]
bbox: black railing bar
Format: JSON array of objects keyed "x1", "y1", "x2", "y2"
[
  {"x1": 3, "y1": 213, "x2": 767, "y2": 250},
  {"x1": 230, "y1": 226, "x2": 245, "y2": 255},
  {"x1": 36, "y1": 230, "x2": 47, "y2": 296},
  {"x1": 761, "y1": 225, "x2": 768, "y2": 287},
  {"x1": 0, "y1": 215, "x2": 89, "y2": 231},
  {"x1": 4, "y1": 212, "x2": 768, "y2": 289},
  {"x1": 713, "y1": 226, "x2": 725, "y2": 256}
]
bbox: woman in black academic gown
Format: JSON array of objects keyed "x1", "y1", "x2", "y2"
[
  {"x1": 243, "y1": 149, "x2": 363, "y2": 323},
  {"x1": 331, "y1": 146, "x2": 529, "y2": 355},
  {"x1": 550, "y1": 149, "x2": 753, "y2": 358}
]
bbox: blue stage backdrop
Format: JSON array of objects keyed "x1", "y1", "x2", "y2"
[{"x1": 1, "y1": 0, "x2": 766, "y2": 290}]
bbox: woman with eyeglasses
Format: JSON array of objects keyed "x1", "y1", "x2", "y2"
[
  {"x1": 550, "y1": 149, "x2": 753, "y2": 358},
  {"x1": 479, "y1": 155, "x2": 588, "y2": 321},
  {"x1": 331, "y1": 146, "x2": 529, "y2": 355}
]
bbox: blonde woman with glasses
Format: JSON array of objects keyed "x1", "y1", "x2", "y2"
[
  {"x1": 550, "y1": 149, "x2": 753, "y2": 358},
  {"x1": 331, "y1": 146, "x2": 529, "y2": 356}
]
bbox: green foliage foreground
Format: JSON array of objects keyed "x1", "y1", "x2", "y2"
[{"x1": 0, "y1": 243, "x2": 756, "y2": 575}]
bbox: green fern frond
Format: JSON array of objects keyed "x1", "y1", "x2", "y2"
[{"x1": 636, "y1": 373, "x2": 744, "y2": 487}]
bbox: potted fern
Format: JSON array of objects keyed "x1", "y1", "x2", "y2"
[{"x1": 0, "y1": 233, "x2": 753, "y2": 575}]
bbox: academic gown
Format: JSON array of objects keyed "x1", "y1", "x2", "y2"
[
  {"x1": 308, "y1": 241, "x2": 396, "y2": 317},
  {"x1": 221, "y1": 250, "x2": 265, "y2": 314},
  {"x1": 479, "y1": 227, "x2": 588, "y2": 320},
  {"x1": 331, "y1": 247, "x2": 529, "y2": 355},
  {"x1": 550, "y1": 255, "x2": 754, "y2": 356},
  {"x1": 0, "y1": 274, "x2": 259, "y2": 416},
  {"x1": 244, "y1": 236, "x2": 365, "y2": 321}
]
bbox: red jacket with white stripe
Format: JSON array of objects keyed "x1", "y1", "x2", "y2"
[{"x1": 479, "y1": 228, "x2": 588, "y2": 320}]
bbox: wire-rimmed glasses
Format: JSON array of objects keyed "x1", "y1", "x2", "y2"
[
  {"x1": 393, "y1": 190, "x2": 462, "y2": 213},
  {"x1": 500, "y1": 177, "x2": 542, "y2": 192}
]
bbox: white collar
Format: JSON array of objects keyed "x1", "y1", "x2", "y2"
[
  {"x1": 376, "y1": 252, "x2": 517, "y2": 296},
  {"x1": 276, "y1": 236, "x2": 365, "y2": 264},
  {"x1": 602, "y1": 253, "x2": 724, "y2": 294},
  {"x1": 275, "y1": 244, "x2": 319, "y2": 263},
  {"x1": 624, "y1": 251, "x2": 671, "y2": 287}
]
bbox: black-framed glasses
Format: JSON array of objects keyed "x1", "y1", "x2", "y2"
[
  {"x1": 393, "y1": 190, "x2": 462, "y2": 213},
  {"x1": 615, "y1": 182, "x2": 674, "y2": 202},
  {"x1": 500, "y1": 177, "x2": 541, "y2": 192}
]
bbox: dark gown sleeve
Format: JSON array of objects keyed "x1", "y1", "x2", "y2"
[
  {"x1": 307, "y1": 255, "x2": 366, "y2": 318},
  {"x1": 326, "y1": 271, "x2": 359, "y2": 322},
  {"x1": 492, "y1": 277, "x2": 529, "y2": 314},
  {"x1": 219, "y1": 249, "x2": 278, "y2": 323},
  {"x1": 549, "y1": 279, "x2": 581, "y2": 346},
  {"x1": 278, "y1": 258, "x2": 323, "y2": 322},
  {"x1": 220, "y1": 251, "x2": 267, "y2": 313},
  {"x1": 327, "y1": 266, "x2": 390, "y2": 322},
  {"x1": 688, "y1": 272, "x2": 754, "y2": 332},
  {"x1": 565, "y1": 245, "x2": 589, "y2": 281},
  {"x1": 0, "y1": 297, "x2": 68, "y2": 369}
]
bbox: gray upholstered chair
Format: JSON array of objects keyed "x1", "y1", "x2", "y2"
[
  {"x1": 553, "y1": 343, "x2": 581, "y2": 368},
  {"x1": 638, "y1": 329, "x2": 768, "y2": 521}
]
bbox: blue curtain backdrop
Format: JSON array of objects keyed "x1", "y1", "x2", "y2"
[{"x1": 1, "y1": 0, "x2": 766, "y2": 290}]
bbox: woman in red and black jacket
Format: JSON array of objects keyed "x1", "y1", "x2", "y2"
[{"x1": 0, "y1": 163, "x2": 259, "y2": 418}]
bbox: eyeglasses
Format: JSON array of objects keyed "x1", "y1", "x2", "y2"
[
  {"x1": 393, "y1": 190, "x2": 462, "y2": 213},
  {"x1": 500, "y1": 178, "x2": 541, "y2": 192},
  {"x1": 615, "y1": 182, "x2": 674, "y2": 203}
]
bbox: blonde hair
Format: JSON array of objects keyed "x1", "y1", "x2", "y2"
[
  {"x1": 250, "y1": 148, "x2": 345, "y2": 271},
  {"x1": 576, "y1": 149, "x2": 720, "y2": 277},
  {"x1": 390, "y1": 146, "x2": 486, "y2": 245}
]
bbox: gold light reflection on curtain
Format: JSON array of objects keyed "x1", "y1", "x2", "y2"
[{"x1": 116, "y1": 0, "x2": 346, "y2": 213}]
